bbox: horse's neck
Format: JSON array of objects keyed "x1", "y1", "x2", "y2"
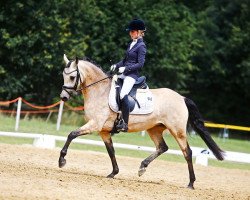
[
  {"x1": 79, "y1": 61, "x2": 111, "y2": 108},
  {"x1": 83, "y1": 79, "x2": 111, "y2": 100}
]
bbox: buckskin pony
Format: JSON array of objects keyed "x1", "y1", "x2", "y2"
[{"x1": 59, "y1": 54, "x2": 224, "y2": 189}]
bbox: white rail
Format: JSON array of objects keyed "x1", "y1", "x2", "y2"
[{"x1": 0, "y1": 131, "x2": 249, "y2": 165}]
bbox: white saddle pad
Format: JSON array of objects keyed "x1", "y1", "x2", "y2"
[{"x1": 108, "y1": 76, "x2": 154, "y2": 115}]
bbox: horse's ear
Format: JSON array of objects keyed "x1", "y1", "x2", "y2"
[
  {"x1": 64, "y1": 54, "x2": 69, "y2": 64},
  {"x1": 75, "y1": 56, "x2": 79, "y2": 64}
]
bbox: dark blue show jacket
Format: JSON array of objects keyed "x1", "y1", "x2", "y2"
[{"x1": 116, "y1": 38, "x2": 146, "y2": 80}]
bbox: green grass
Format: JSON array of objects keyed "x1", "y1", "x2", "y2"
[
  {"x1": 0, "y1": 113, "x2": 78, "y2": 135},
  {"x1": 0, "y1": 114, "x2": 250, "y2": 170}
]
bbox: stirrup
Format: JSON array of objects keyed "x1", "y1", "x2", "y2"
[{"x1": 116, "y1": 119, "x2": 128, "y2": 132}]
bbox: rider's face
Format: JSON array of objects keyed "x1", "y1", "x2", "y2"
[{"x1": 129, "y1": 30, "x2": 139, "y2": 39}]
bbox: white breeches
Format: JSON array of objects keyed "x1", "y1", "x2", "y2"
[{"x1": 118, "y1": 74, "x2": 136, "y2": 99}]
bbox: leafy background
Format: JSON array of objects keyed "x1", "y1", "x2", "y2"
[{"x1": 0, "y1": 0, "x2": 249, "y2": 125}]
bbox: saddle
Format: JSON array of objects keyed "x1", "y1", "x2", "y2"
[
  {"x1": 115, "y1": 76, "x2": 147, "y2": 112},
  {"x1": 109, "y1": 75, "x2": 154, "y2": 134},
  {"x1": 108, "y1": 75, "x2": 154, "y2": 115}
]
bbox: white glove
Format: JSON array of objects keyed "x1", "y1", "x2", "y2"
[
  {"x1": 110, "y1": 64, "x2": 116, "y2": 71},
  {"x1": 118, "y1": 67, "x2": 125, "y2": 73}
]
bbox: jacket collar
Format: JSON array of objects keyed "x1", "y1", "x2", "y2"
[{"x1": 128, "y1": 37, "x2": 143, "y2": 51}]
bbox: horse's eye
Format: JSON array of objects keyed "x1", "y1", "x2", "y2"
[{"x1": 70, "y1": 76, "x2": 75, "y2": 81}]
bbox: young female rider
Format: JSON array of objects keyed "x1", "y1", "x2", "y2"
[{"x1": 110, "y1": 19, "x2": 147, "y2": 132}]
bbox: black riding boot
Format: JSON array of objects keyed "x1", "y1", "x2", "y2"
[{"x1": 116, "y1": 95, "x2": 130, "y2": 132}]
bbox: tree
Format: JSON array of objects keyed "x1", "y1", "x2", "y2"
[
  {"x1": 0, "y1": 0, "x2": 249, "y2": 125},
  {"x1": 189, "y1": 0, "x2": 250, "y2": 125}
]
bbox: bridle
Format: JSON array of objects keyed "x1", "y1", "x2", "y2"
[
  {"x1": 62, "y1": 61, "x2": 113, "y2": 96},
  {"x1": 62, "y1": 61, "x2": 82, "y2": 96}
]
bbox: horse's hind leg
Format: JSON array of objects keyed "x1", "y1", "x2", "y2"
[
  {"x1": 185, "y1": 143, "x2": 195, "y2": 189},
  {"x1": 138, "y1": 125, "x2": 168, "y2": 176},
  {"x1": 172, "y1": 130, "x2": 196, "y2": 189}
]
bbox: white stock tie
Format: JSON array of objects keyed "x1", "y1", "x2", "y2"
[{"x1": 129, "y1": 39, "x2": 137, "y2": 50}]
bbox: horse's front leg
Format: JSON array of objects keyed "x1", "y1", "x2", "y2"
[
  {"x1": 58, "y1": 119, "x2": 97, "y2": 168},
  {"x1": 100, "y1": 131, "x2": 119, "y2": 178}
]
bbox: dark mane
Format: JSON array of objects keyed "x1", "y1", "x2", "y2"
[
  {"x1": 82, "y1": 57, "x2": 103, "y2": 70},
  {"x1": 66, "y1": 56, "x2": 107, "y2": 74},
  {"x1": 81, "y1": 56, "x2": 108, "y2": 75}
]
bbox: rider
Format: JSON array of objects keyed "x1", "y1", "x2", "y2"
[{"x1": 110, "y1": 19, "x2": 147, "y2": 132}]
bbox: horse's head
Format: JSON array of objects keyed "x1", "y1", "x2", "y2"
[{"x1": 60, "y1": 54, "x2": 83, "y2": 101}]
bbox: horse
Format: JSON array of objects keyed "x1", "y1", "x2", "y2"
[{"x1": 59, "y1": 54, "x2": 224, "y2": 189}]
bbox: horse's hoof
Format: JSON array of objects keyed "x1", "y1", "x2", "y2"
[
  {"x1": 187, "y1": 184, "x2": 194, "y2": 190},
  {"x1": 138, "y1": 167, "x2": 146, "y2": 177},
  {"x1": 59, "y1": 158, "x2": 66, "y2": 168},
  {"x1": 107, "y1": 173, "x2": 115, "y2": 178}
]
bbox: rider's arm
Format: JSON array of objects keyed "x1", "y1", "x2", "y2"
[{"x1": 115, "y1": 60, "x2": 125, "y2": 68}]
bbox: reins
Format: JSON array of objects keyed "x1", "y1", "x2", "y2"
[{"x1": 76, "y1": 75, "x2": 113, "y2": 92}]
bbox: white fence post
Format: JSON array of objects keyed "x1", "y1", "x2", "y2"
[
  {"x1": 33, "y1": 135, "x2": 56, "y2": 149},
  {"x1": 56, "y1": 101, "x2": 64, "y2": 131},
  {"x1": 141, "y1": 130, "x2": 146, "y2": 136},
  {"x1": 15, "y1": 97, "x2": 22, "y2": 131},
  {"x1": 195, "y1": 153, "x2": 208, "y2": 166}
]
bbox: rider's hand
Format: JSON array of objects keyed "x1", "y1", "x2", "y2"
[
  {"x1": 110, "y1": 64, "x2": 116, "y2": 71},
  {"x1": 118, "y1": 67, "x2": 125, "y2": 73}
]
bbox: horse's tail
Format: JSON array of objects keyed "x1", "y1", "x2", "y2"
[{"x1": 184, "y1": 97, "x2": 225, "y2": 160}]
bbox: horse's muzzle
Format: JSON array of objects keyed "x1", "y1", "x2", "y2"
[
  {"x1": 61, "y1": 96, "x2": 68, "y2": 102},
  {"x1": 60, "y1": 90, "x2": 70, "y2": 101}
]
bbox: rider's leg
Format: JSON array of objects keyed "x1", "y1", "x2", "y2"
[
  {"x1": 120, "y1": 76, "x2": 136, "y2": 99},
  {"x1": 117, "y1": 94, "x2": 130, "y2": 132},
  {"x1": 117, "y1": 76, "x2": 135, "y2": 132}
]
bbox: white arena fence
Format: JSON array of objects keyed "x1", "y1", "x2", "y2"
[
  {"x1": 1, "y1": 98, "x2": 250, "y2": 166},
  {"x1": 1, "y1": 97, "x2": 250, "y2": 132},
  {"x1": 0, "y1": 131, "x2": 250, "y2": 167}
]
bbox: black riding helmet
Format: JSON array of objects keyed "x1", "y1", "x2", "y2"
[{"x1": 126, "y1": 19, "x2": 146, "y2": 31}]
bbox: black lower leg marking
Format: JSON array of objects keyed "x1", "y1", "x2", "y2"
[
  {"x1": 104, "y1": 140, "x2": 119, "y2": 178},
  {"x1": 58, "y1": 130, "x2": 80, "y2": 168},
  {"x1": 185, "y1": 144, "x2": 196, "y2": 189},
  {"x1": 139, "y1": 140, "x2": 168, "y2": 176}
]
